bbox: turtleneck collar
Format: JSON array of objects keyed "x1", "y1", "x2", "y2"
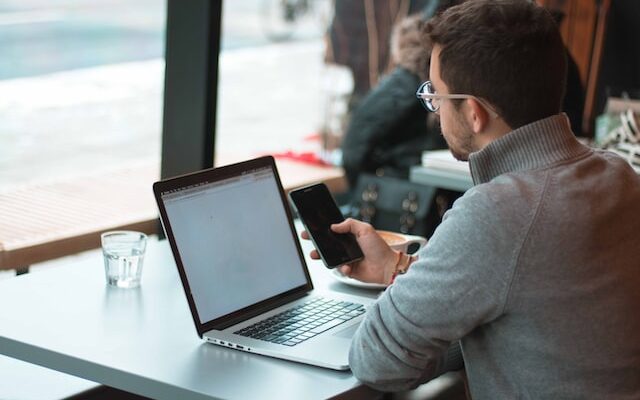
[{"x1": 468, "y1": 114, "x2": 591, "y2": 184}]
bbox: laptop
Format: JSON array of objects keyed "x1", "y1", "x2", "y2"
[{"x1": 153, "y1": 156, "x2": 373, "y2": 370}]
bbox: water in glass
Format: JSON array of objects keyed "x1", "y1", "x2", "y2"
[{"x1": 104, "y1": 246, "x2": 145, "y2": 288}]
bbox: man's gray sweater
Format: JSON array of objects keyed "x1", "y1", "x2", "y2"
[{"x1": 349, "y1": 114, "x2": 640, "y2": 399}]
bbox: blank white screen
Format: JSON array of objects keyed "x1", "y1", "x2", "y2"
[{"x1": 163, "y1": 168, "x2": 307, "y2": 323}]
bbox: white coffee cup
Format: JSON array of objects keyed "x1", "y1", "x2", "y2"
[{"x1": 376, "y1": 230, "x2": 427, "y2": 254}]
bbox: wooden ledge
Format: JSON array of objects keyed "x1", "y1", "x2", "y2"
[
  {"x1": 0, "y1": 163, "x2": 159, "y2": 270},
  {"x1": 273, "y1": 158, "x2": 347, "y2": 194}
]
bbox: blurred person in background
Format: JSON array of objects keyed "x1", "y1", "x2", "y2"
[{"x1": 339, "y1": 8, "x2": 455, "y2": 188}]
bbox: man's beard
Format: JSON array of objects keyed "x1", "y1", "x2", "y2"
[
  {"x1": 444, "y1": 114, "x2": 475, "y2": 161},
  {"x1": 449, "y1": 145, "x2": 470, "y2": 161}
]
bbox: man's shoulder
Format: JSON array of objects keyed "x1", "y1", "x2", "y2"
[
  {"x1": 440, "y1": 176, "x2": 545, "y2": 238},
  {"x1": 458, "y1": 175, "x2": 544, "y2": 210}
]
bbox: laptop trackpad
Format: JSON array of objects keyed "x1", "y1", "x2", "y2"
[{"x1": 332, "y1": 323, "x2": 359, "y2": 339}]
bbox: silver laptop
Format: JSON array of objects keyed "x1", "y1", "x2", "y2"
[{"x1": 153, "y1": 156, "x2": 372, "y2": 370}]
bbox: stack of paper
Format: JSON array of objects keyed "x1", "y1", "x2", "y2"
[{"x1": 421, "y1": 150, "x2": 470, "y2": 175}]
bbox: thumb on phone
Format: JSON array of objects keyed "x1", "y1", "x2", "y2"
[
  {"x1": 330, "y1": 219, "x2": 353, "y2": 234},
  {"x1": 331, "y1": 218, "x2": 372, "y2": 237}
]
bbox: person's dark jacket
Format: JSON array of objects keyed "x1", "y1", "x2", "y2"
[
  {"x1": 341, "y1": 67, "x2": 447, "y2": 187},
  {"x1": 564, "y1": 50, "x2": 585, "y2": 135}
]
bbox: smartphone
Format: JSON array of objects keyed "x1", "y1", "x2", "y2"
[{"x1": 288, "y1": 183, "x2": 364, "y2": 268}]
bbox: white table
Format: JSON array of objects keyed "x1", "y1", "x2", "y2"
[
  {"x1": 409, "y1": 165, "x2": 473, "y2": 192},
  {"x1": 410, "y1": 150, "x2": 473, "y2": 192},
  {"x1": 0, "y1": 235, "x2": 382, "y2": 400}
]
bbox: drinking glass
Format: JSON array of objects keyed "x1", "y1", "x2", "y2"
[{"x1": 101, "y1": 231, "x2": 147, "y2": 288}]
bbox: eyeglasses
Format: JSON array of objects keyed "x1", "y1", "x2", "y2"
[{"x1": 416, "y1": 81, "x2": 499, "y2": 118}]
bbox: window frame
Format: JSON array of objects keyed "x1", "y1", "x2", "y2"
[{"x1": 161, "y1": 0, "x2": 222, "y2": 178}]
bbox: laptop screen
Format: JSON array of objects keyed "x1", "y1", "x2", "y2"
[{"x1": 160, "y1": 164, "x2": 308, "y2": 325}]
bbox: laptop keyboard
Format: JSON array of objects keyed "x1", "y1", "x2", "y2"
[{"x1": 234, "y1": 297, "x2": 366, "y2": 347}]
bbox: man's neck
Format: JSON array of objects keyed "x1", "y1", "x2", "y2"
[{"x1": 475, "y1": 118, "x2": 513, "y2": 151}]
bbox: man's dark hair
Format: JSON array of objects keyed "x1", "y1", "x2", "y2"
[{"x1": 425, "y1": 0, "x2": 567, "y2": 129}]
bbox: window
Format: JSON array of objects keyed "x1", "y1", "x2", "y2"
[
  {"x1": 215, "y1": 0, "x2": 350, "y2": 166},
  {"x1": 0, "y1": 1, "x2": 167, "y2": 277},
  {"x1": 0, "y1": 0, "x2": 166, "y2": 187}
]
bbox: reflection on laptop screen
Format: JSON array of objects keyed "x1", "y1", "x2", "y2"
[{"x1": 161, "y1": 166, "x2": 307, "y2": 324}]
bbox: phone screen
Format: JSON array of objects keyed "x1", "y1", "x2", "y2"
[{"x1": 289, "y1": 184, "x2": 364, "y2": 268}]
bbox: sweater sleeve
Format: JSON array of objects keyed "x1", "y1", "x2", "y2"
[{"x1": 349, "y1": 187, "x2": 525, "y2": 391}]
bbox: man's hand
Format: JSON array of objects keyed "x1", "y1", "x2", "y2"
[{"x1": 301, "y1": 218, "x2": 398, "y2": 285}]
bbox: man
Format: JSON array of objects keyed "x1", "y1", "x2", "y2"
[{"x1": 305, "y1": 0, "x2": 640, "y2": 398}]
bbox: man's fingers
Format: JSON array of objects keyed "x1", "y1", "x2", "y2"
[
  {"x1": 310, "y1": 249, "x2": 320, "y2": 259},
  {"x1": 331, "y1": 218, "x2": 357, "y2": 234},
  {"x1": 301, "y1": 230, "x2": 310, "y2": 240},
  {"x1": 339, "y1": 264, "x2": 352, "y2": 277}
]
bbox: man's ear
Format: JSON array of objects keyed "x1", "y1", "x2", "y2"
[{"x1": 466, "y1": 98, "x2": 490, "y2": 134}]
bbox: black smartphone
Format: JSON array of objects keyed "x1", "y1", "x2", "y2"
[{"x1": 288, "y1": 183, "x2": 364, "y2": 268}]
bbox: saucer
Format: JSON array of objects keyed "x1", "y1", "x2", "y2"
[{"x1": 330, "y1": 269, "x2": 387, "y2": 290}]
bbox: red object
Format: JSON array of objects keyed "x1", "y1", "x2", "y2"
[{"x1": 303, "y1": 133, "x2": 323, "y2": 142}]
